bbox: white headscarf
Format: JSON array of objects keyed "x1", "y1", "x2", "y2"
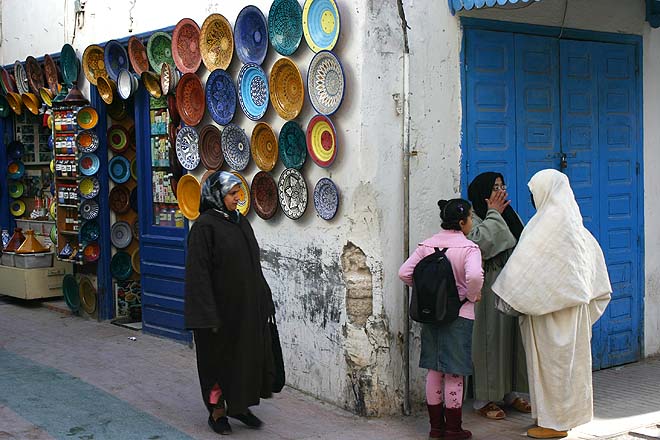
[{"x1": 492, "y1": 169, "x2": 612, "y2": 316}]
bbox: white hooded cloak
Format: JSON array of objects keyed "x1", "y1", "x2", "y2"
[{"x1": 491, "y1": 169, "x2": 612, "y2": 431}]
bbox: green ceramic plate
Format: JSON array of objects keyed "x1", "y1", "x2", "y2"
[
  {"x1": 147, "y1": 32, "x2": 174, "y2": 75},
  {"x1": 61, "y1": 44, "x2": 79, "y2": 86},
  {"x1": 111, "y1": 251, "x2": 133, "y2": 280},
  {"x1": 62, "y1": 274, "x2": 80, "y2": 312}
]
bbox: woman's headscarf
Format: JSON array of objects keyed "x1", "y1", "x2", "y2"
[
  {"x1": 468, "y1": 172, "x2": 524, "y2": 240},
  {"x1": 199, "y1": 171, "x2": 242, "y2": 222},
  {"x1": 491, "y1": 169, "x2": 611, "y2": 315}
]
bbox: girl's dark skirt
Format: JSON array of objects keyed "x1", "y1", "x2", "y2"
[
  {"x1": 419, "y1": 317, "x2": 474, "y2": 376},
  {"x1": 193, "y1": 328, "x2": 223, "y2": 413}
]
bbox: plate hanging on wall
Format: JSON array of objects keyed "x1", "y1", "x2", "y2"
[
  {"x1": 176, "y1": 174, "x2": 201, "y2": 220},
  {"x1": 77, "y1": 130, "x2": 99, "y2": 153},
  {"x1": 231, "y1": 171, "x2": 251, "y2": 217},
  {"x1": 172, "y1": 18, "x2": 202, "y2": 74},
  {"x1": 205, "y1": 68, "x2": 236, "y2": 125},
  {"x1": 108, "y1": 185, "x2": 130, "y2": 214},
  {"x1": 104, "y1": 40, "x2": 129, "y2": 82},
  {"x1": 60, "y1": 43, "x2": 79, "y2": 87},
  {"x1": 269, "y1": 57, "x2": 304, "y2": 120},
  {"x1": 234, "y1": 5, "x2": 269, "y2": 65},
  {"x1": 79, "y1": 153, "x2": 100, "y2": 176},
  {"x1": 221, "y1": 124, "x2": 250, "y2": 171},
  {"x1": 107, "y1": 125, "x2": 129, "y2": 153},
  {"x1": 279, "y1": 121, "x2": 306, "y2": 169},
  {"x1": 25, "y1": 56, "x2": 45, "y2": 94},
  {"x1": 307, "y1": 50, "x2": 345, "y2": 116},
  {"x1": 13, "y1": 61, "x2": 29, "y2": 94},
  {"x1": 306, "y1": 114, "x2": 337, "y2": 167},
  {"x1": 80, "y1": 199, "x2": 100, "y2": 220},
  {"x1": 251, "y1": 122, "x2": 278, "y2": 172},
  {"x1": 199, "y1": 13, "x2": 234, "y2": 71},
  {"x1": 199, "y1": 124, "x2": 223, "y2": 171},
  {"x1": 175, "y1": 126, "x2": 200, "y2": 171},
  {"x1": 238, "y1": 63, "x2": 269, "y2": 121},
  {"x1": 82, "y1": 44, "x2": 108, "y2": 86},
  {"x1": 277, "y1": 168, "x2": 308, "y2": 220},
  {"x1": 147, "y1": 31, "x2": 174, "y2": 75},
  {"x1": 313, "y1": 177, "x2": 339, "y2": 220},
  {"x1": 302, "y1": 0, "x2": 341, "y2": 53},
  {"x1": 110, "y1": 251, "x2": 133, "y2": 280},
  {"x1": 111, "y1": 221, "x2": 133, "y2": 249},
  {"x1": 109, "y1": 155, "x2": 131, "y2": 184},
  {"x1": 128, "y1": 36, "x2": 150, "y2": 76},
  {"x1": 251, "y1": 171, "x2": 278, "y2": 220},
  {"x1": 44, "y1": 54, "x2": 60, "y2": 95},
  {"x1": 79, "y1": 176, "x2": 100, "y2": 199},
  {"x1": 175, "y1": 73, "x2": 205, "y2": 126},
  {"x1": 268, "y1": 0, "x2": 303, "y2": 56}
]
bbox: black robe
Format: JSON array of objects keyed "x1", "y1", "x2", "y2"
[{"x1": 184, "y1": 209, "x2": 275, "y2": 415}]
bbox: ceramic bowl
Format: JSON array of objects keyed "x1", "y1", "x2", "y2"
[
  {"x1": 82, "y1": 44, "x2": 108, "y2": 86},
  {"x1": 147, "y1": 31, "x2": 174, "y2": 74},
  {"x1": 79, "y1": 276, "x2": 97, "y2": 315},
  {"x1": 302, "y1": 0, "x2": 341, "y2": 53},
  {"x1": 269, "y1": 57, "x2": 304, "y2": 120},
  {"x1": 175, "y1": 73, "x2": 205, "y2": 126},
  {"x1": 141, "y1": 71, "x2": 162, "y2": 98},
  {"x1": 7, "y1": 160, "x2": 25, "y2": 179},
  {"x1": 268, "y1": 0, "x2": 303, "y2": 56},
  {"x1": 200, "y1": 13, "x2": 234, "y2": 71},
  {"x1": 39, "y1": 87, "x2": 54, "y2": 107},
  {"x1": 60, "y1": 43, "x2": 80, "y2": 87},
  {"x1": 110, "y1": 251, "x2": 133, "y2": 280},
  {"x1": 96, "y1": 76, "x2": 116, "y2": 105},
  {"x1": 160, "y1": 62, "x2": 180, "y2": 95},
  {"x1": 43, "y1": 54, "x2": 60, "y2": 95},
  {"x1": 21, "y1": 93, "x2": 40, "y2": 115},
  {"x1": 234, "y1": 5, "x2": 269, "y2": 65},
  {"x1": 6, "y1": 92, "x2": 23, "y2": 115},
  {"x1": 306, "y1": 114, "x2": 337, "y2": 167},
  {"x1": 172, "y1": 18, "x2": 202, "y2": 74},
  {"x1": 83, "y1": 242, "x2": 101, "y2": 263},
  {"x1": 176, "y1": 174, "x2": 201, "y2": 220},
  {"x1": 77, "y1": 106, "x2": 99, "y2": 129},
  {"x1": 109, "y1": 185, "x2": 130, "y2": 214},
  {"x1": 79, "y1": 153, "x2": 100, "y2": 176},
  {"x1": 128, "y1": 36, "x2": 150, "y2": 76},
  {"x1": 117, "y1": 68, "x2": 139, "y2": 100},
  {"x1": 25, "y1": 56, "x2": 45, "y2": 94},
  {"x1": 10, "y1": 199, "x2": 26, "y2": 217},
  {"x1": 104, "y1": 39, "x2": 129, "y2": 82}
]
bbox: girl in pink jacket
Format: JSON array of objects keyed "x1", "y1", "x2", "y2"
[{"x1": 399, "y1": 198, "x2": 484, "y2": 440}]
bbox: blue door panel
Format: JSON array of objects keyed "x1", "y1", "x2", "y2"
[
  {"x1": 141, "y1": 307, "x2": 188, "y2": 342},
  {"x1": 141, "y1": 241, "x2": 186, "y2": 267},
  {"x1": 142, "y1": 275, "x2": 185, "y2": 299}
]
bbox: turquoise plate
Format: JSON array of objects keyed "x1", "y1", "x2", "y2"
[
  {"x1": 237, "y1": 63, "x2": 268, "y2": 121},
  {"x1": 268, "y1": 0, "x2": 303, "y2": 56},
  {"x1": 278, "y1": 121, "x2": 307, "y2": 169},
  {"x1": 111, "y1": 251, "x2": 133, "y2": 280},
  {"x1": 80, "y1": 220, "x2": 100, "y2": 242},
  {"x1": 61, "y1": 44, "x2": 79, "y2": 86},
  {"x1": 63, "y1": 274, "x2": 80, "y2": 312}
]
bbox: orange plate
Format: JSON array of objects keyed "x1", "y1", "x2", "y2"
[
  {"x1": 251, "y1": 122, "x2": 278, "y2": 172},
  {"x1": 269, "y1": 57, "x2": 304, "y2": 120},
  {"x1": 231, "y1": 171, "x2": 251, "y2": 216},
  {"x1": 176, "y1": 174, "x2": 201, "y2": 220}
]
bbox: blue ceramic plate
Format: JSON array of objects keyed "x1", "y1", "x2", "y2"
[
  {"x1": 110, "y1": 221, "x2": 133, "y2": 249},
  {"x1": 80, "y1": 220, "x2": 100, "y2": 242},
  {"x1": 109, "y1": 155, "x2": 131, "y2": 184},
  {"x1": 80, "y1": 153, "x2": 100, "y2": 176},
  {"x1": 205, "y1": 69, "x2": 236, "y2": 125},
  {"x1": 268, "y1": 0, "x2": 303, "y2": 56},
  {"x1": 104, "y1": 40, "x2": 129, "y2": 82},
  {"x1": 234, "y1": 5, "x2": 269, "y2": 65},
  {"x1": 313, "y1": 177, "x2": 339, "y2": 220},
  {"x1": 307, "y1": 50, "x2": 345, "y2": 115},
  {"x1": 279, "y1": 121, "x2": 307, "y2": 169},
  {"x1": 221, "y1": 124, "x2": 250, "y2": 171},
  {"x1": 238, "y1": 63, "x2": 268, "y2": 121},
  {"x1": 302, "y1": 0, "x2": 340, "y2": 53},
  {"x1": 7, "y1": 160, "x2": 25, "y2": 180},
  {"x1": 60, "y1": 43, "x2": 79, "y2": 86},
  {"x1": 175, "y1": 126, "x2": 200, "y2": 170}
]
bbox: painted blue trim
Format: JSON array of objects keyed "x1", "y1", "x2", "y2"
[
  {"x1": 461, "y1": 18, "x2": 643, "y2": 46},
  {"x1": 0, "y1": 117, "x2": 13, "y2": 230},
  {"x1": 90, "y1": 88, "x2": 113, "y2": 320},
  {"x1": 459, "y1": 30, "x2": 468, "y2": 198},
  {"x1": 635, "y1": 41, "x2": 646, "y2": 355}
]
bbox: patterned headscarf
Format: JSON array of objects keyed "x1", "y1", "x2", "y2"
[{"x1": 199, "y1": 171, "x2": 242, "y2": 222}]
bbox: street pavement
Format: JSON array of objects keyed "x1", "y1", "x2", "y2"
[{"x1": 0, "y1": 295, "x2": 659, "y2": 440}]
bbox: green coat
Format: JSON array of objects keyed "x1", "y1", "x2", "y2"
[{"x1": 468, "y1": 209, "x2": 528, "y2": 402}]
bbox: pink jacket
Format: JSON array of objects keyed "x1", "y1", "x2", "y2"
[{"x1": 399, "y1": 229, "x2": 484, "y2": 320}]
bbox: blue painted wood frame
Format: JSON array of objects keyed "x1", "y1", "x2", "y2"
[
  {"x1": 460, "y1": 18, "x2": 646, "y2": 359},
  {"x1": 0, "y1": 116, "x2": 14, "y2": 231}
]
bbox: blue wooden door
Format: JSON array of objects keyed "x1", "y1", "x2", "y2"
[
  {"x1": 134, "y1": 88, "x2": 190, "y2": 343},
  {"x1": 465, "y1": 30, "x2": 642, "y2": 369}
]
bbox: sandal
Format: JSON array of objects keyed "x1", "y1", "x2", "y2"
[
  {"x1": 511, "y1": 397, "x2": 532, "y2": 413},
  {"x1": 477, "y1": 402, "x2": 506, "y2": 420}
]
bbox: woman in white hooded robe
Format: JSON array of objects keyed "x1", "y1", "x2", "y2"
[{"x1": 491, "y1": 169, "x2": 612, "y2": 439}]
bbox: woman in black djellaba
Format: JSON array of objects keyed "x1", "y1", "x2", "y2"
[{"x1": 184, "y1": 171, "x2": 275, "y2": 435}]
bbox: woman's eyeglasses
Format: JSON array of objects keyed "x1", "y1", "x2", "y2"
[{"x1": 492, "y1": 184, "x2": 507, "y2": 191}]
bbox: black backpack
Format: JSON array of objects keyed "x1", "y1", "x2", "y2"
[{"x1": 410, "y1": 247, "x2": 466, "y2": 324}]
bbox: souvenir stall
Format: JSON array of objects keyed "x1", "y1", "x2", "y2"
[{"x1": 0, "y1": 0, "x2": 344, "y2": 343}]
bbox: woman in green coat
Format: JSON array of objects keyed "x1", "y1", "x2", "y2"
[{"x1": 467, "y1": 172, "x2": 530, "y2": 420}]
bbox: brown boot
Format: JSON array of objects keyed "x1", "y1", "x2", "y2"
[
  {"x1": 427, "y1": 404, "x2": 445, "y2": 439},
  {"x1": 444, "y1": 407, "x2": 472, "y2": 439}
]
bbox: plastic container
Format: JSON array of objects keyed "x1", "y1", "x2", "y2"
[{"x1": 14, "y1": 252, "x2": 54, "y2": 269}]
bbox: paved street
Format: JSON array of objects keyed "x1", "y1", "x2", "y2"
[{"x1": 0, "y1": 295, "x2": 659, "y2": 439}]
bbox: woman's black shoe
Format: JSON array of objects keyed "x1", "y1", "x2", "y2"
[
  {"x1": 229, "y1": 409, "x2": 263, "y2": 429},
  {"x1": 208, "y1": 415, "x2": 232, "y2": 435}
]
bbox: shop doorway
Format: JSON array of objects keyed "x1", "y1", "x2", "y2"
[{"x1": 463, "y1": 28, "x2": 642, "y2": 369}]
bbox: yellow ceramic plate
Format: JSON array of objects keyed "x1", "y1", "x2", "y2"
[
  {"x1": 251, "y1": 122, "x2": 278, "y2": 172},
  {"x1": 199, "y1": 13, "x2": 234, "y2": 71},
  {"x1": 50, "y1": 200, "x2": 57, "y2": 220},
  {"x1": 231, "y1": 171, "x2": 250, "y2": 216},
  {"x1": 131, "y1": 248, "x2": 141, "y2": 274},
  {"x1": 82, "y1": 44, "x2": 108, "y2": 86},
  {"x1": 79, "y1": 276, "x2": 97, "y2": 315},
  {"x1": 302, "y1": 0, "x2": 340, "y2": 53},
  {"x1": 176, "y1": 174, "x2": 200, "y2": 220},
  {"x1": 77, "y1": 106, "x2": 99, "y2": 130},
  {"x1": 269, "y1": 57, "x2": 304, "y2": 120}
]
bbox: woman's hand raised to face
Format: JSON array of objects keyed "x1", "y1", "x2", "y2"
[{"x1": 486, "y1": 189, "x2": 511, "y2": 214}]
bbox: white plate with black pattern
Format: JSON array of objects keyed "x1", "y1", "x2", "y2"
[
  {"x1": 175, "y1": 126, "x2": 200, "y2": 170},
  {"x1": 277, "y1": 168, "x2": 308, "y2": 220}
]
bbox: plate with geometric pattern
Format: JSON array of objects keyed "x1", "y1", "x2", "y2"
[
  {"x1": 277, "y1": 168, "x2": 307, "y2": 220},
  {"x1": 313, "y1": 177, "x2": 339, "y2": 220},
  {"x1": 238, "y1": 63, "x2": 269, "y2": 121},
  {"x1": 307, "y1": 50, "x2": 345, "y2": 115},
  {"x1": 221, "y1": 123, "x2": 250, "y2": 171}
]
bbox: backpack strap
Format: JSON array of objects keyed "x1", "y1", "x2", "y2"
[{"x1": 434, "y1": 247, "x2": 468, "y2": 305}]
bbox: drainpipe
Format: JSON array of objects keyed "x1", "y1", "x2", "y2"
[{"x1": 397, "y1": 0, "x2": 411, "y2": 416}]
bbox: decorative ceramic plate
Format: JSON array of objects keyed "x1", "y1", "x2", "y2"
[
  {"x1": 80, "y1": 199, "x2": 100, "y2": 220},
  {"x1": 50, "y1": 224, "x2": 57, "y2": 243},
  {"x1": 200, "y1": 169, "x2": 215, "y2": 187},
  {"x1": 14, "y1": 61, "x2": 29, "y2": 94},
  {"x1": 111, "y1": 251, "x2": 133, "y2": 280},
  {"x1": 60, "y1": 43, "x2": 79, "y2": 86},
  {"x1": 160, "y1": 62, "x2": 180, "y2": 96},
  {"x1": 221, "y1": 124, "x2": 250, "y2": 171},
  {"x1": 62, "y1": 274, "x2": 80, "y2": 312},
  {"x1": 97, "y1": 76, "x2": 115, "y2": 105},
  {"x1": 175, "y1": 73, "x2": 205, "y2": 126},
  {"x1": 104, "y1": 40, "x2": 129, "y2": 82},
  {"x1": 0, "y1": 67, "x2": 16, "y2": 94},
  {"x1": 80, "y1": 219, "x2": 100, "y2": 242},
  {"x1": 25, "y1": 56, "x2": 45, "y2": 94},
  {"x1": 251, "y1": 171, "x2": 278, "y2": 219},
  {"x1": 251, "y1": 122, "x2": 278, "y2": 172},
  {"x1": 238, "y1": 63, "x2": 268, "y2": 121},
  {"x1": 117, "y1": 69, "x2": 139, "y2": 99},
  {"x1": 79, "y1": 153, "x2": 100, "y2": 176},
  {"x1": 199, "y1": 125, "x2": 223, "y2": 170},
  {"x1": 83, "y1": 242, "x2": 100, "y2": 263},
  {"x1": 107, "y1": 125, "x2": 129, "y2": 153},
  {"x1": 109, "y1": 155, "x2": 131, "y2": 184},
  {"x1": 59, "y1": 242, "x2": 74, "y2": 259},
  {"x1": 111, "y1": 221, "x2": 133, "y2": 249},
  {"x1": 79, "y1": 277, "x2": 97, "y2": 315},
  {"x1": 9, "y1": 181, "x2": 25, "y2": 199},
  {"x1": 10, "y1": 199, "x2": 26, "y2": 217},
  {"x1": 79, "y1": 176, "x2": 100, "y2": 199},
  {"x1": 302, "y1": 0, "x2": 340, "y2": 53},
  {"x1": 279, "y1": 121, "x2": 307, "y2": 169},
  {"x1": 306, "y1": 114, "x2": 337, "y2": 167},
  {"x1": 169, "y1": 132, "x2": 184, "y2": 183},
  {"x1": 278, "y1": 168, "x2": 308, "y2": 219},
  {"x1": 234, "y1": 5, "x2": 269, "y2": 65},
  {"x1": 200, "y1": 13, "x2": 234, "y2": 71},
  {"x1": 269, "y1": 57, "x2": 304, "y2": 120},
  {"x1": 77, "y1": 130, "x2": 99, "y2": 153},
  {"x1": 231, "y1": 171, "x2": 251, "y2": 216},
  {"x1": 109, "y1": 185, "x2": 130, "y2": 214},
  {"x1": 131, "y1": 248, "x2": 141, "y2": 274},
  {"x1": 82, "y1": 44, "x2": 108, "y2": 86},
  {"x1": 313, "y1": 177, "x2": 339, "y2": 220},
  {"x1": 176, "y1": 174, "x2": 201, "y2": 220},
  {"x1": 7, "y1": 160, "x2": 25, "y2": 179},
  {"x1": 130, "y1": 187, "x2": 138, "y2": 212},
  {"x1": 141, "y1": 71, "x2": 162, "y2": 98},
  {"x1": 147, "y1": 32, "x2": 174, "y2": 75},
  {"x1": 172, "y1": 18, "x2": 202, "y2": 74},
  {"x1": 268, "y1": 0, "x2": 303, "y2": 56},
  {"x1": 205, "y1": 69, "x2": 236, "y2": 125},
  {"x1": 128, "y1": 36, "x2": 149, "y2": 76},
  {"x1": 176, "y1": 126, "x2": 200, "y2": 170},
  {"x1": 130, "y1": 158, "x2": 137, "y2": 180},
  {"x1": 50, "y1": 199, "x2": 56, "y2": 219},
  {"x1": 307, "y1": 50, "x2": 345, "y2": 115},
  {"x1": 43, "y1": 54, "x2": 60, "y2": 94},
  {"x1": 77, "y1": 106, "x2": 99, "y2": 129}
]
